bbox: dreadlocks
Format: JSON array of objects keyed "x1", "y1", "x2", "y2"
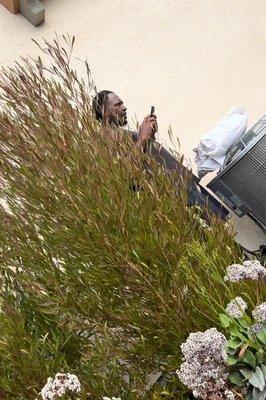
[{"x1": 92, "y1": 90, "x2": 113, "y2": 121}]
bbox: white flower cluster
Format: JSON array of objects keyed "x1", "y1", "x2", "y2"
[
  {"x1": 224, "y1": 260, "x2": 266, "y2": 282},
  {"x1": 177, "y1": 328, "x2": 234, "y2": 399},
  {"x1": 249, "y1": 323, "x2": 264, "y2": 335},
  {"x1": 103, "y1": 397, "x2": 121, "y2": 400},
  {"x1": 225, "y1": 296, "x2": 247, "y2": 319},
  {"x1": 225, "y1": 389, "x2": 236, "y2": 400},
  {"x1": 252, "y1": 302, "x2": 266, "y2": 323},
  {"x1": 41, "y1": 373, "x2": 81, "y2": 400}
]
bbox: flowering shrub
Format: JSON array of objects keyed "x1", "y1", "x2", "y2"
[
  {"x1": 178, "y1": 258, "x2": 266, "y2": 400},
  {"x1": 220, "y1": 260, "x2": 266, "y2": 399},
  {"x1": 177, "y1": 328, "x2": 235, "y2": 399},
  {"x1": 220, "y1": 305, "x2": 266, "y2": 399},
  {"x1": 224, "y1": 260, "x2": 266, "y2": 282},
  {"x1": 252, "y1": 303, "x2": 266, "y2": 324},
  {"x1": 226, "y1": 297, "x2": 248, "y2": 319},
  {"x1": 41, "y1": 373, "x2": 81, "y2": 399}
]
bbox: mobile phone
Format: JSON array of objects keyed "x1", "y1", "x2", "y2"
[{"x1": 149, "y1": 106, "x2": 156, "y2": 141}]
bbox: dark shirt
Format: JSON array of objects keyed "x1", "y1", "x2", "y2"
[{"x1": 127, "y1": 129, "x2": 228, "y2": 220}]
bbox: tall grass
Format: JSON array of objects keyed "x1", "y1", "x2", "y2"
[{"x1": 0, "y1": 35, "x2": 261, "y2": 399}]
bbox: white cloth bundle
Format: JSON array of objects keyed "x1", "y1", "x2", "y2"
[{"x1": 194, "y1": 107, "x2": 248, "y2": 178}]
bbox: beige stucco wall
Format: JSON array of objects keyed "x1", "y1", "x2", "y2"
[{"x1": 0, "y1": 0, "x2": 265, "y2": 249}]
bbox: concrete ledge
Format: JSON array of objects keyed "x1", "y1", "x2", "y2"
[
  {"x1": 20, "y1": 0, "x2": 45, "y2": 26},
  {"x1": 0, "y1": 0, "x2": 20, "y2": 13}
]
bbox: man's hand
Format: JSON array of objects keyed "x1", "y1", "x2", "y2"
[{"x1": 136, "y1": 115, "x2": 157, "y2": 149}]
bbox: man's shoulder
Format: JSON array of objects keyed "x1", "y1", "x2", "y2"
[{"x1": 123, "y1": 127, "x2": 138, "y2": 143}]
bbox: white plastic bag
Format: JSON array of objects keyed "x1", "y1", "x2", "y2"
[{"x1": 194, "y1": 106, "x2": 248, "y2": 178}]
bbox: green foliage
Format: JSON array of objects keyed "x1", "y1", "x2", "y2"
[
  {"x1": 0, "y1": 35, "x2": 262, "y2": 399},
  {"x1": 221, "y1": 309, "x2": 266, "y2": 399}
]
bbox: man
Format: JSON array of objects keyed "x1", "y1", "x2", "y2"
[
  {"x1": 92, "y1": 90, "x2": 157, "y2": 150},
  {"x1": 92, "y1": 90, "x2": 196, "y2": 180},
  {"x1": 92, "y1": 90, "x2": 229, "y2": 219}
]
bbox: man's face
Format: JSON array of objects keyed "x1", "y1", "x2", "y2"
[{"x1": 105, "y1": 93, "x2": 127, "y2": 126}]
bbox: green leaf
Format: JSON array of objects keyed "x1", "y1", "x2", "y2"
[
  {"x1": 132, "y1": 249, "x2": 140, "y2": 259},
  {"x1": 256, "y1": 350, "x2": 264, "y2": 365},
  {"x1": 219, "y1": 313, "x2": 230, "y2": 328},
  {"x1": 249, "y1": 366, "x2": 265, "y2": 391},
  {"x1": 231, "y1": 326, "x2": 248, "y2": 341},
  {"x1": 238, "y1": 317, "x2": 250, "y2": 328},
  {"x1": 226, "y1": 347, "x2": 237, "y2": 355},
  {"x1": 227, "y1": 356, "x2": 238, "y2": 365},
  {"x1": 257, "y1": 325, "x2": 266, "y2": 345},
  {"x1": 228, "y1": 370, "x2": 245, "y2": 387},
  {"x1": 227, "y1": 338, "x2": 242, "y2": 350},
  {"x1": 240, "y1": 368, "x2": 253, "y2": 380},
  {"x1": 261, "y1": 365, "x2": 266, "y2": 381},
  {"x1": 242, "y1": 349, "x2": 257, "y2": 369},
  {"x1": 252, "y1": 387, "x2": 266, "y2": 400}
]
